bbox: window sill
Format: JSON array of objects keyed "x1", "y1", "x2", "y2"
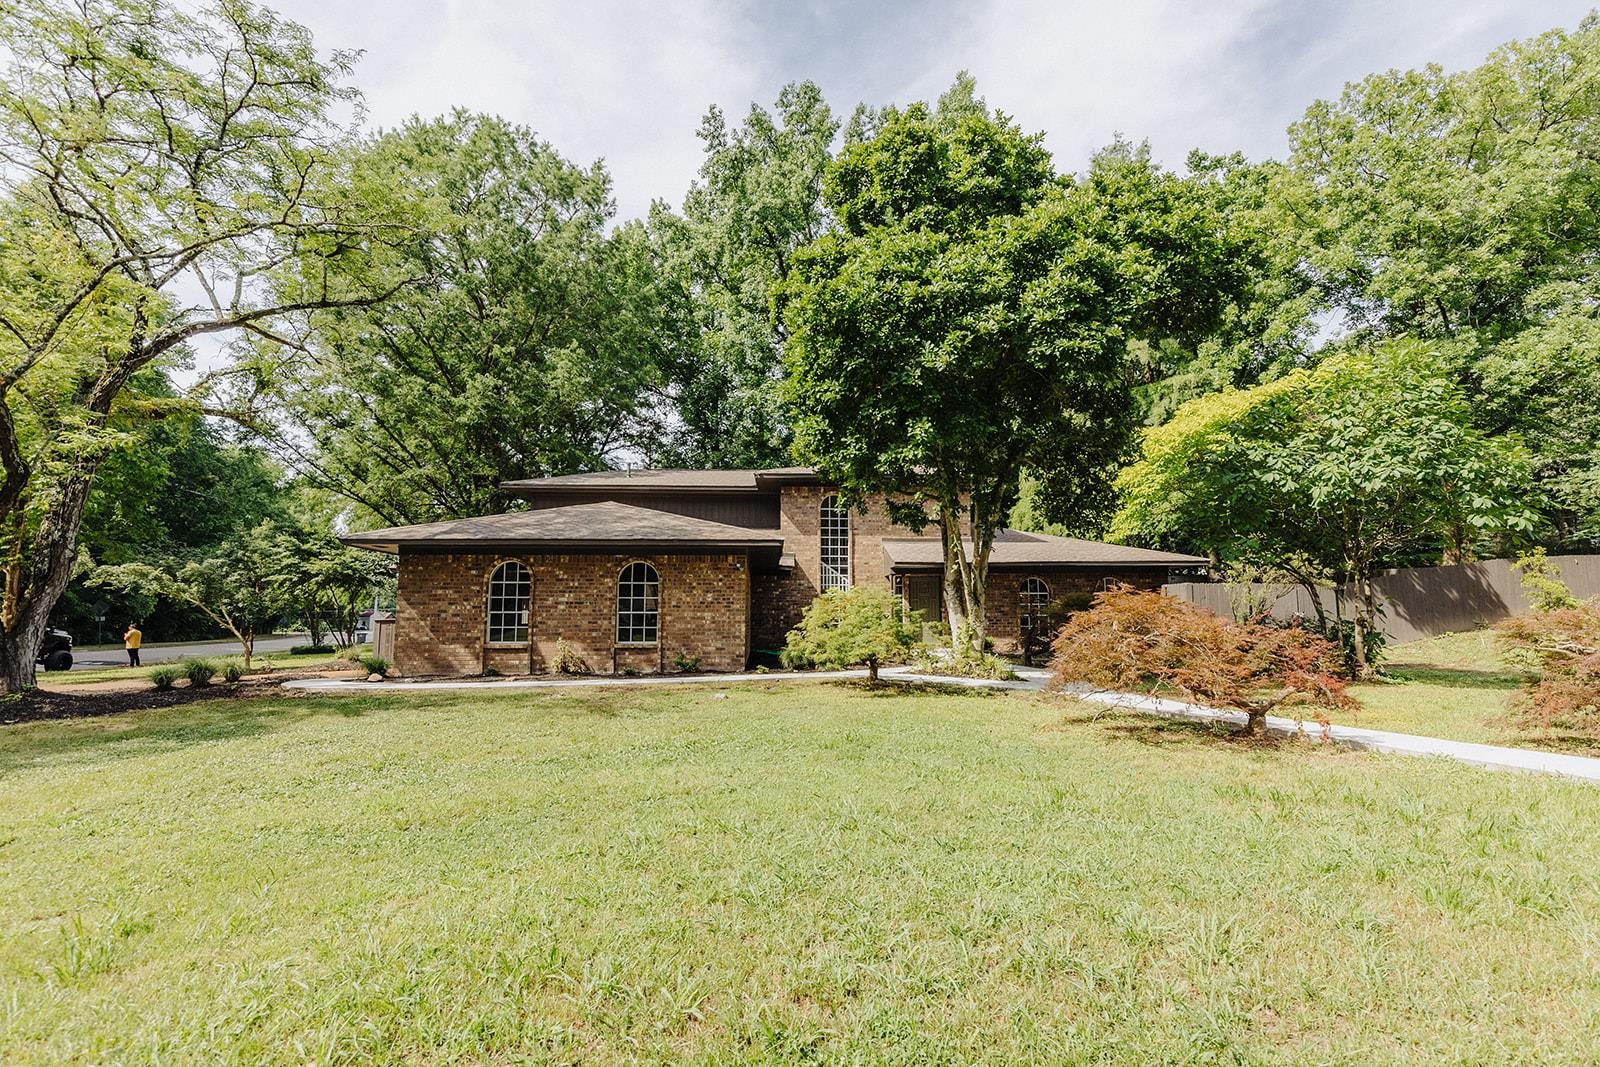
[
  {"x1": 485, "y1": 642, "x2": 529, "y2": 649},
  {"x1": 614, "y1": 642, "x2": 659, "y2": 649}
]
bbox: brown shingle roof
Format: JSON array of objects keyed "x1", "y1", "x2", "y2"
[
  {"x1": 881, "y1": 529, "x2": 1208, "y2": 568},
  {"x1": 501, "y1": 467, "x2": 823, "y2": 493},
  {"x1": 342, "y1": 500, "x2": 786, "y2": 555}
]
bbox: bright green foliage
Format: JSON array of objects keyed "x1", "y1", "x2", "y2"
[
  {"x1": 180, "y1": 659, "x2": 217, "y2": 688},
  {"x1": 1512, "y1": 549, "x2": 1581, "y2": 613},
  {"x1": 1115, "y1": 341, "x2": 1538, "y2": 675},
  {"x1": 269, "y1": 111, "x2": 670, "y2": 524},
  {"x1": 782, "y1": 586, "x2": 918, "y2": 681},
  {"x1": 0, "y1": 0, "x2": 408, "y2": 691},
  {"x1": 1277, "y1": 17, "x2": 1600, "y2": 545},
  {"x1": 648, "y1": 83, "x2": 838, "y2": 467},
  {"x1": 782, "y1": 82, "x2": 1247, "y2": 654},
  {"x1": 265, "y1": 502, "x2": 391, "y2": 648},
  {"x1": 146, "y1": 664, "x2": 182, "y2": 690}
]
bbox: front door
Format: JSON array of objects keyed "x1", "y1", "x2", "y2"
[{"x1": 903, "y1": 574, "x2": 943, "y2": 624}]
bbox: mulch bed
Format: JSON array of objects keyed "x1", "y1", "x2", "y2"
[{"x1": 2, "y1": 674, "x2": 336, "y2": 725}]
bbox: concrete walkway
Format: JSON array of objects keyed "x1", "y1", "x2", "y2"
[
  {"x1": 1064, "y1": 685, "x2": 1600, "y2": 785},
  {"x1": 282, "y1": 667, "x2": 1600, "y2": 785}
]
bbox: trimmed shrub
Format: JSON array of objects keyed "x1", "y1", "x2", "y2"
[
  {"x1": 672, "y1": 650, "x2": 700, "y2": 673},
  {"x1": 219, "y1": 659, "x2": 245, "y2": 683},
  {"x1": 149, "y1": 665, "x2": 182, "y2": 690},
  {"x1": 355, "y1": 654, "x2": 390, "y2": 676},
  {"x1": 289, "y1": 643, "x2": 335, "y2": 656},
  {"x1": 782, "y1": 587, "x2": 919, "y2": 682},
  {"x1": 1049, "y1": 586, "x2": 1353, "y2": 735},
  {"x1": 181, "y1": 658, "x2": 217, "y2": 687}
]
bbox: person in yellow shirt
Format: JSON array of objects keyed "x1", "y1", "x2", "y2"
[{"x1": 123, "y1": 622, "x2": 142, "y2": 667}]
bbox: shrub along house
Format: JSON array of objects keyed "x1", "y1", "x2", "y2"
[{"x1": 342, "y1": 468, "x2": 1207, "y2": 676}]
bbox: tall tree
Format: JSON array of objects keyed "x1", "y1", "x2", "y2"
[
  {"x1": 264, "y1": 111, "x2": 671, "y2": 525},
  {"x1": 781, "y1": 84, "x2": 1242, "y2": 655},
  {"x1": 1113, "y1": 341, "x2": 1538, "y2": 676},
  {"x1": 0, "y1": 0, "x2": 411, "y2": 691},
  {"x1": 1277, "y1": 15, "x2": 1600, "y2": 545},
  {"x1": 648, "y1": 82, "x2": 837, "y2": 467}
]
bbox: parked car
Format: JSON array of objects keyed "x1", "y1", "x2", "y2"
[{"x1": 39, "y1": 628, "x2": 73, "y2": 671}]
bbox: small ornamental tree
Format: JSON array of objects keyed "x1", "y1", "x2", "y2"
[
  {"x1": 93, "y1": 524, "x2": 285, "y2": 668},
  {"x1": 782, "y1": 587, "x2": 919, "y2": 683},
  {"x1": 1497, "y1": 599, "x2": 1600, "y2": 735},
  {"x1": 1048, "y1": 587, "x2": 1353, "y2": 736}
]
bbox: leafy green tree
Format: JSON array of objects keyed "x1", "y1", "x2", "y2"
[
  {"x1": 94, "y1": 524, "x2": 287, "y2": 667},
  {"x1": 781, "y1": 84, "x2": 1245, "y2": 654},
  {"x1": 266, "y1": 111, "x2": 670, "y2": 524},
  {"x1": 781, "y1": 586, "x2": 918, "y2": 683},
  {"x1": 648, "y1": 82, "x2": 838, "y2": 467},
  {"x1": 1275, "y1": 17, "x2": 1600, "y2": 545},
  {"x1": 1114, "y1": 341, "x2": 1538, "y2": 676},
  {"x1": 0, "y1": 0, "x2": 412, "y2": 691},
  {"x1": 267, "y1": 512, "x2": 391, "y2": 648}
]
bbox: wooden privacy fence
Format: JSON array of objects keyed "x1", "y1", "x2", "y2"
[{"x1": 1164, "y1": 555, "x2": 1600, "y2": 643}]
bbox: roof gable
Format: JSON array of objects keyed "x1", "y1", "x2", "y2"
[{"x1": 342, "y1": 500, "x2": 786, "y2": 554}]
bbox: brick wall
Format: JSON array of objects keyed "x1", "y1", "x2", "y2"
[
  {"x1": 395, "y1": 551, "x2": 749, "y2": 677},
  {"x1": 754, "y1": 486, "x2": 936, "y2": 648},
  {"x1": 981, "y1": 567, "x2": 1170, "y2": 652}
]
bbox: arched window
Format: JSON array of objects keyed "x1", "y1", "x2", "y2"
[
  {"x1": 617, "y1": 561, "x2": 660, "y2": 644},
  {"x1": 486, "y1": 561, "x2": 531, "y2": 644},
  {"x1": 1020, "y1": 577, "x2": 1050, "y2": 636},
  {"x1": 820, "y1": 494, "x2": 851, "y2": 590}
]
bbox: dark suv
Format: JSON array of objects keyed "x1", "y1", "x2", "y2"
[{"x1": 38, "y1": 628, "x2": 73, "y2": 672}]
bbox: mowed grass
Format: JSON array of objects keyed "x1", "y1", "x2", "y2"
[
  {"x1": 1336, "y1": 630, "x2": 1553, "y2": 748},
  {"x1": 4, "y1": 685, "x2": 1600, "y2": 1063}
]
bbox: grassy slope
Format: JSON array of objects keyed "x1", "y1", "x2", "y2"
[{"x1": 3, "y1": 684, "x2": 1600, "y2": 1063}]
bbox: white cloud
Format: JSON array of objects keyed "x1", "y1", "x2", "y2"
[{"x1": 270, "y1": 0, "x2": 1593, "y2": 211}]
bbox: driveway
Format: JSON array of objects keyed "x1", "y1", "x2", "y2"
[{"x1": 70, "y1": 633, "x2": 310, "y2": 670}]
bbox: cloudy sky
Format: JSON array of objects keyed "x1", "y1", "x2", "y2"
[{"x1": 264, "y1": 0, "x2": 1595, "y2": 223}]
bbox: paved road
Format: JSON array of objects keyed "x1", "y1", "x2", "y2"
[{"x1": 69, "y1": 633, "x2": 311, "y2": 670}]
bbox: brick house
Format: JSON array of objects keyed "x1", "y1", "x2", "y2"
[{"x1": 342, "y1": 468, "x2": 1207, "y2": 677}]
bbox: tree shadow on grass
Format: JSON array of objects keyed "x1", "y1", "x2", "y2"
[
  {"x1": 0, "y1": 693, "x2": 382, "y2": 776},
  {"x1": 1055, "y1": 707, "x2": 1284, "y2": 750},
  {"x1": 1380, "y1": 664, "x2": 1522, "y2": 690}
]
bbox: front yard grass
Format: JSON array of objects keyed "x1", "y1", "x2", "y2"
[
  {"x1": 4, "y1": 683, "x2": 1600, "y2": 1062},
  {"x1": 1333, "y1": 629, "x2": 1588, "y2": 750}
]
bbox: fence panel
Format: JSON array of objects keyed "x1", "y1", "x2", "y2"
[{"x1": 1164, "y1": 554, "x2": 1600, "y2": 642}]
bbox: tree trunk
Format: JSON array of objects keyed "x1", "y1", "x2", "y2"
[
  {"x1": 1351, "y1": 570, "x2": 1377, "y2": 680},
  {"x1": 0, "y1": 470, "x2": 98, "y2": 694},
  {"x1": 867, "y1": 656, "x2": 879, "y2": 684},
  {"x1": 939, "y1": 505, "x2": 974, "y2": 654},
  {"x1": 1244, "y1": 706, "x2": 1266, "y2": 737}
]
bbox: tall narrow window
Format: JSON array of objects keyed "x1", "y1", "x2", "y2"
[
  {"x1": 1020, "y1": 577, "x2": 1050, "y2": 636},
  {"x1": 486, "y1": 561, "x2": 531, "y2": 644},
  {"x1": 820, "y1": 494, "x2": 851, "y2": 590},
  {"x1": 617, "y1": 561, "x2": 660, "y2": 644}
]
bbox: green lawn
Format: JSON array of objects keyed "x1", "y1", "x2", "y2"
[
  {"x1": 1333, "y1": 630, "x2": 1565, "y2": 749},
  {"x1": 4, "y1": 686, "x2": 1599, "y2": 1062}
]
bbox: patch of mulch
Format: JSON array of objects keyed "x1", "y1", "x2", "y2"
[{"x1": 2, "y1": 671, "x2": 352, "y2": 725}]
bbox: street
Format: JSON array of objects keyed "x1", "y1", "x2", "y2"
[{"x1": 70, "y1": 634, "x2": 312, "y2": 670}]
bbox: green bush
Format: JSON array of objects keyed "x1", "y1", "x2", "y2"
[
  {"x1": 219, "y1": 659, "x2": 245, "y2": 683},
  {"x1": 149, "y1": 665, "x2": 182, "y2": 690},
  {"x1": 182, "y1": 659, "x2": 216, "y2": 687},
  {"x1": 289, "y1": 643, "x2": 334, "y2": 656},
  {"x1": 356, "y1": 654, "x2": 390, "y2": 676},
  {"x1": 672, "y1": 650, "x2": 700, "y2": 673},
  {"x1": 782, "y1": 587, "x2": 919, "y2": 682}
]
